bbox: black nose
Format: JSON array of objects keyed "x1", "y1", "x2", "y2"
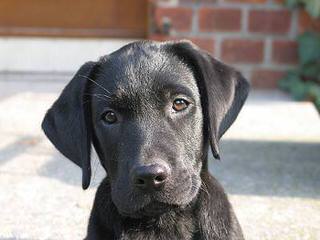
[{"x1": 132, "y1": 164, "x2": 169, "y2": 191}]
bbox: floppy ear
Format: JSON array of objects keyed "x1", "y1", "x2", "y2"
[
  {"x1": 41, "y1": 62, "x2": 97, "y2": 189},
  {"x1": 165, "y1": 40, "x2": 250, "y2": 159}
]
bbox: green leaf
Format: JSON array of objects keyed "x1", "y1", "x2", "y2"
[
  {"x1": 290, "y1": 80, "x2": 308, "y2": 100},
  {"x1": 298, "y1": 32, "x2": 320, "y2": 65},
  {"x1": 278, "y1": 71, "x2": 300, "y2": 91},
  {"x1": 308, "y1": 83, "x2": 320, "y2": 98},
  {"x1": 314, "y1": 95, "x2": 320, "y2": 110},
  {"x1": 303, "y1": 0, "x2": 320, "y2": 18},
  {"x1": 285, "y1": 0, "x2": 320, "y2": 18},
  {"x1": 301, "y1": 62, "x2": 320, "y2": 79},
  {"x1": 285, "y1": 0, "x2": 302, "y2": 8},
  {"x1": 280, "y1": 72, "x2": 308, "y2": 100},
  {"x1": 306, "y1": 83, "x2": 320, "y2": 111},
  {"x1": 278, "y1": 71, "x2": 310, "y2": 100}
]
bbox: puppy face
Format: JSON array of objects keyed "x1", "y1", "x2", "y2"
[
  {"x1": 91, "y1": 45, "x2": 204, "y2": 216},
  {"x1": 42, "y1": 40, "x2": 249, "y2": 219}
]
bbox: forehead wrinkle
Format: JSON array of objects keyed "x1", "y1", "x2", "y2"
[
  {"x1": 154, "y1": 57, "x2": 199, "y2": 93},
  {"x1": 112, "y1": 54, "x2": 168, "y2": 101},
  {"x1": 97, "y1": 43, "x2": 170, "y2": 89},
  {"x1": 160, "y1": 83, "x2": 194, "y2": 98},
  {"x1": 93, "y1": 44, "x2": 199, "y2": 111}
]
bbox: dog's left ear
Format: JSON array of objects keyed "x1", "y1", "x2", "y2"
[
  {"x1": 164, "y1": 40, "x2": 250, "y2": 159},
  {"x1": 42, "y1": 61, "x2": 97, "y2": 189}
]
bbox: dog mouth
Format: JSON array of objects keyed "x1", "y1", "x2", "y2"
[
  {"x1": 113, "y1": 173, "x2": 201, "y2": 219},
  {"x1": 141, "y1": 201, "x2": 179, "y2": 216},
  {"x1": 119, "y1": 201, "x2": 179, "y2": 219}
]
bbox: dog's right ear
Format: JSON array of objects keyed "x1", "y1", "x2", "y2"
[
  {"x1": 41, "y1": 62, "x2": 97, "y2": 190},
  {"x1": 164, "y1": 40, "x2": 250, "y2": 160}
]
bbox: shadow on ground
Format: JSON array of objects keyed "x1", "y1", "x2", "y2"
[
  {"x1": 37, "y1": 139, "x2": 320, "y2": 199},
  {"x1": 0, "y1": 136, "x2": 42, "y2": 166},
  {"x1": 210, "y1": 139, "x2": 320, "y2": 199},
  {"x1": 37, "y1": 151, "x2": 105, "y2": 188}
]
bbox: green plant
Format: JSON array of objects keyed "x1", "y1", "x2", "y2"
[
  {"x1": 279, "y1": 32, "x2": 320, "y2": 111},
  {"x1": 280, "y1": 1, "x2": 320, "y2": 112},
  {"x1": 285, "y1": 0, "x2": 320, "y2": 18}
]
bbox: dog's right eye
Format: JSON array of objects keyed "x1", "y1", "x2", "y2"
[
  {"x1": 172, "y1": 98, "x2": 189, "y2": 112},
  {"x1": 102, "y1": 111, "x2": 117, "y2": 124}
]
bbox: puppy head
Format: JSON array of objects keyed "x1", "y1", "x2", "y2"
[{"x1": 42, "y1": 40, "x2": 249, "y2": 217}]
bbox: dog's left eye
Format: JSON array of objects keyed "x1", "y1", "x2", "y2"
[
  {"x1": 102, "y1": 111, "x2": 118, "y2": 124},
  {"x1": 172, "y1": 99, "x2": 189, "y2": 112}
]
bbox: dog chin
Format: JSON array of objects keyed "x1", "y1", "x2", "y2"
[
  {"x1": 113, "y1": 177, "x2": 201, "y2": 218},
  {"x1": 115, "y1": 190, "x2": 199, "y2": 219},
  {"x1": 118, "y1": 201, "x2": 180, "y2": 219}
]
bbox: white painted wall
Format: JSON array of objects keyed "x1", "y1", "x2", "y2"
[{"x1": 0, "y1": 37, "x2": 138, "y2": 72}]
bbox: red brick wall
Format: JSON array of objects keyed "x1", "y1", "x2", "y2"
[{"x1": 149, "y1": 0, "x2": 319, "y2": 89}]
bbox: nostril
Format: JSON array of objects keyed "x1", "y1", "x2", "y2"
[
  {"x1": 154, "y1": 174, "x2": 166, "y2": 183},
  {"x1": 135, "y1": 178, "x2": 146, "y2": 186},
  {"x1": 132, "y1": 164, "x2": 170, "y2": 190}
]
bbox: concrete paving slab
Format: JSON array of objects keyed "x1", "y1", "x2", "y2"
[{"x1": 0, "y1": 78, "x2": 319, "y2": 240}]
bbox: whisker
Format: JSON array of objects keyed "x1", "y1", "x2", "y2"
[
  {"x1": 200, "y1": 180, "x2": 210, "y2": 198},
  {"x1": 91, "y1": 152, "x2": 100, "y2": 185},
  {"x1": 84, "y1": 93, "x2": 111, "y2": 99},
  {"x1": 82, "y1": 98, "x2": 108, "y2": 106},
  {"x1": 95, "y1": 72, "x2": 109, "y2": 78},
  {"x1": 79, "y1": 74, "x2": 111, "y2": 94},
  {"x1": 90, "y1": 95, "x2": 109, "y2": 103}
]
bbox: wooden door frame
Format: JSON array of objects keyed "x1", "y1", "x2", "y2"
[{"x1": 0, "y1": 0, "x2": 149, "y2": 38}]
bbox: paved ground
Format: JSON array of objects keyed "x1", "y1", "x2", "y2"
[{"x1": 0, "y1": 75, "x2": 319, "y2": 240}]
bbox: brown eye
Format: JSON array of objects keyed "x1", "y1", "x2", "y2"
[
  {"x1": 103, "y1": 111, "x2": 117, "y2": 124},
  {"x1": 172, "y1": 99, "x2": 189, "y2": 112}
]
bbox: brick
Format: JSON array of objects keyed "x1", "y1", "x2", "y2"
[
  {"x1": 179, "y1": 0, "x2": 200, "y2": 3},
  {"x1": 148, "y1": 34, "x2": 173, "y2": 42},
  {"x1": 149, "y1": 34, "x2": 215, "y2": 54},
  {"x1": 273, "y1": 0, "x2": 285, "y2": 4},
  {"x1": 154, "y1": 7, "x2": 193, "y2": 32},
  {"x1": 199, "y1": 8, "x2": 241, "y2": 32},
  {"x1": 188, "y1": 37, "x2": 215, "y2": 53},
  {"x1": 272, "y1": 40, "x2": 298, "y2": 64},
  {"x1": 249, "y1": 10, "x2": 291, "y2": 34},
  {"x1": 197, "y1": 0, "x2": 217, "y2": 2},
  {"x1": 225, "y1": 0, "x2": 267, "y2": 3},
  {"x1": 155, "y1": 0, "x2": 179, "y2": 3},
  {"x1": 298, "y1": 10, "x2": 320, "y2": 34},
  {"x1": 251, "y1": 69, "x2": 286, "y2": 89},
  {"x1": 221, "y1": 39, "x2": 264, "y2": 63}
]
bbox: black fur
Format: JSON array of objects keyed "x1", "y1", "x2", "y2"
[{"x1": 42, "y1": 40, "x2": 249, "y2": 240}]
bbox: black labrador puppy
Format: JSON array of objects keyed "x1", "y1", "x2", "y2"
[{"x1": 42, "y1": 40, "x2": 249, "y2": 240}]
